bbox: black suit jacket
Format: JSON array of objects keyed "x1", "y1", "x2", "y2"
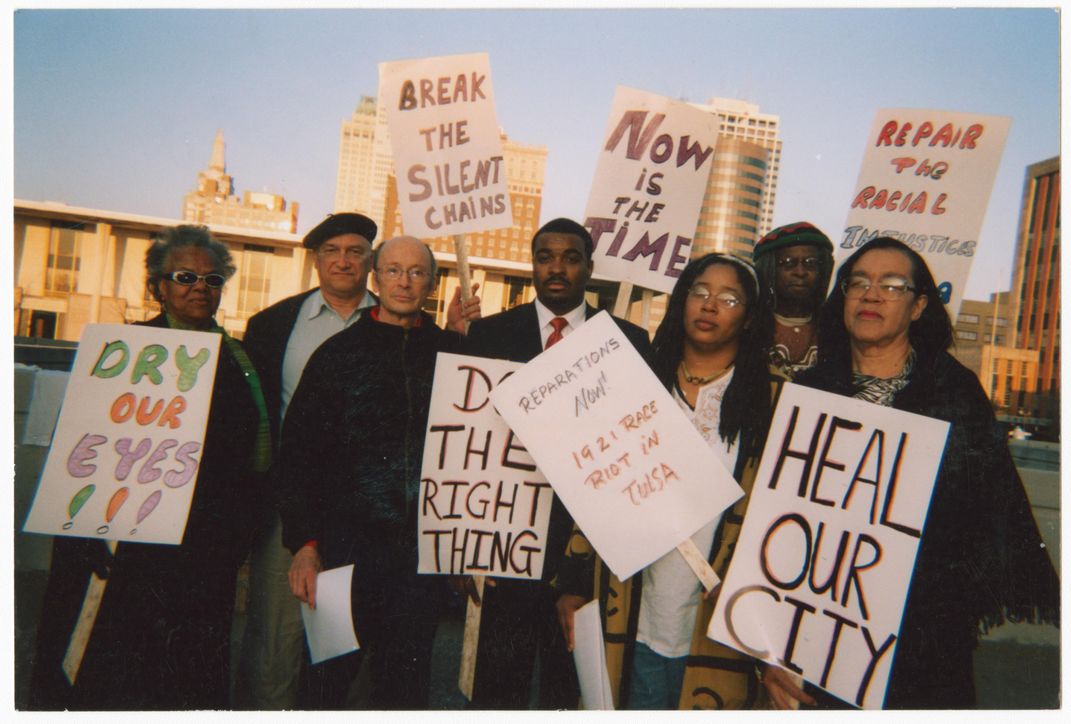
[
  {"x1": 462, "y1": 302, "x2": 653, "y2": 582},
  {"x1": 242, "y1": 287, "x2": 376, "y2": 443}
]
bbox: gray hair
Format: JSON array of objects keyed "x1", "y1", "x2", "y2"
[
  {"x1": 145, "y1": 225, "x2": 236, "y2": 303},
  {"x1": 372, "y1": 235, "x2": 437, "y2": 280}
]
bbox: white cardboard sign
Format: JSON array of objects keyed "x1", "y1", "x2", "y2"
[
  {"x1": 490, "y1": 312, "x2": 742, "y2": 581},
  {"x1": 840, "y1": 108, "x2": 1010, "y2": 318},
  {"x1": 379, "y1": 52, "x2": 513, "y2": 238},
  {"x1": 583, "y1": 86, "x2": 719, "y2": 294},
  {"x1": 23, "y1": 324, "x2": 221, "y2": 545},
  {"x1": 707, "y1": 383, "x2": 950, "y2": 709},
  {"x1": 418, "y1": 353, "x2": 554, "y2": 579}
]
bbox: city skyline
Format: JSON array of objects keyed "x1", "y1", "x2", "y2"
[{"x1": 12, "y1": 7, "x2": 1061, "y2": 300}]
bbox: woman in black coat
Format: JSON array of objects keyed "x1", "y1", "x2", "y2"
[
  {"x1": 762, "y1": 237, "x2": 1059, "y2": 709},
  {"x1": 30, "y1": 225, "x2": 269, "y2": 710}
]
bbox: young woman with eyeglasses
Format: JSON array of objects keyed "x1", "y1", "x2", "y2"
[{"x1": 557, "y1": 253, "x2": 783, "y2": 710}]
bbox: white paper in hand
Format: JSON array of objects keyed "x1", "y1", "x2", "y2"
[
  {"x1": 573, "y1": 599, "x2": 614, "y2": 710},
  {"x1": 300, "y1": 564, "x2": 359, "y2": 664}
]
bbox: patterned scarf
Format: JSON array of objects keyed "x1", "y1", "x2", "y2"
[
  {"x1": 166, "y1": 313, "x2": 271, "y2": 473},
  {"x1": 851, "y1": 348, "x2": 916, "y2": 407}
]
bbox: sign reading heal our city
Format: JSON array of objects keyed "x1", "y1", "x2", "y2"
[
  {"x1": 490, "y1": 312, "x2": 742, "y2": 581},
  {"x1": 840, "y1": 109, "x2": 1011, "y2": 318},
  {"x1": 23, "y1": 324, "x2": 221, "y2": 545},
  {"x1": 379, "y1": 52, "x2": 513, "y2": 238},
  {"x1": 418, "y1": 353, "x2": 554, "y2": 580},
  {"x1": 707, "y1": 383, "x2": 950, "y2": 710},
  {"x1": 584, "y1": 86, "x2": 719, "y2": 295}
]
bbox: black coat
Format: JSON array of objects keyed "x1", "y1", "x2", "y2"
[
  {"x1": 276, "y1": 310, "x2": 462, "y2": 579},
  {"x1": 30, "y1": 314, "x2": 266, "y2": 710},
  {"x1": 795, "y1": 349, "x2": 1059, "y2": 709},
  {"x1": 462, "y1": 302, "x2": 654, "y2": 582},
  {"x1": 242, "y1": 288, "x2": 378, "y2": 444}
]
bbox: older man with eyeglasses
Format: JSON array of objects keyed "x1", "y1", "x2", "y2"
[
  {"x1": 234, "y1": 213, "x2": 380, "y2": 709},
  {"x1": 275, "y1": 236, "x2": 474, "y2": 710}
]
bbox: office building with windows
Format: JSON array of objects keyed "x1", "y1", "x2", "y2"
[{"x1": 182, "y1": 130, "x2": 299, "y2": 234}]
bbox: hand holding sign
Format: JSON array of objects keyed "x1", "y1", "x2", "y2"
[{"x1": 707, "y1": 383, "x2": 950, "y2": 709}]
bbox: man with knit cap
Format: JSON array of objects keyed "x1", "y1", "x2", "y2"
[{"x1": 751, "y1": 221, "x2": 834, "y2": 379}]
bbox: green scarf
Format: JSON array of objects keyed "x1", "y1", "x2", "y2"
[{"x1": 166, "y1": 313, "x2": 271, "y2": 473}]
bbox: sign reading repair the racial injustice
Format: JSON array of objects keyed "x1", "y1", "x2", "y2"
[
  {"x1": 841, "y1": 109, "x2": 1010, "y2": 318},
  {"x1": 490, "y1": 312, "x2": 742, "y2": 581},
  {"x1": 707, "y1": 383, "x2": 950, "y2": 709},
  {"x1": 584, "y1": 86, "x2": 719, "y2": 294},
  {"x1": 419, "y1": 353, "x2": 553, "y2": 579},
  {"x1": 24, "y1": 324, "x2": 221, "y2": 545},
  {"x1": 379, "y1": 52, "x2": 513, "y2": 238}
]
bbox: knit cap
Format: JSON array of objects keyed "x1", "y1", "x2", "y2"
[{"x1": 752, "y1": 221, "x2": 832, "y2": 261}]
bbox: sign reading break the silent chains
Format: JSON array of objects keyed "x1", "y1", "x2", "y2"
[
  {"x1": 379, "y1": 52, "x2": 513, "y2": 238},
  {"x1": 418, "y1": 353, "x2": 553, "y2": 580},
  {"x1": 584, "y1": 86, "x2": 719, "y2": 295},
  {"x1": 840, "y1": 108, "x2": 1010, "y2": 319},
  {"x1": 490, "y1": 312, "x2": 742, "y2": 582},
  {"x1": 707, "y1": 383, "x2": 949, "y2": 710},
  {"x1": 23, "y1": 324, "x2": 221, "y2": 545}
]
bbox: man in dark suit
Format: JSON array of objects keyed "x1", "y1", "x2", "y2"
[
  {"x1": 463, "y1": 217, "x2": 653, "y2": 709},
  {"x1": 235, "y1": 212, "x2": 379, "y2": 709}
]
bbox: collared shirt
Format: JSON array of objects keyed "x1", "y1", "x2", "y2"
[
  {"x1": 280, "y1": 289, "x2": 374, "y2": 422},
  {"x1": 533, "y1": 298, "x2": 588, "y2": 349}
]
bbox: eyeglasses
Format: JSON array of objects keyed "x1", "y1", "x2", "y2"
[
  {"x1": 317, "y1": 245, "x2": 369, "y2": 261},
  {"x1": 777, "y1": 256, "x2": 820, "y2": 271},
  {"x1": 163, "y1": 271, "x2": 226, "y2": 288},
  {"x1": 841, "y1": 276, "x2": 917, "y2": 300},
  {"x1": 377, "y1": 266, "x2": 431, "y2": 283},
  {"x1": 687, "y1": 286, "x2": 743, "y2": 309}
]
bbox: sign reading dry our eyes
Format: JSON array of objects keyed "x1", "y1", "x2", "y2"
[
  {"x1": 840, "y1": 109, "x2": 1010, "y2": 319},
  {"x1": 23, "y1": 324, "x2": 221, "y2": 545},
  {"x1": 707, "y1": 383, "x2": 949, "y2": 710},
  {"x1": 379, "y1": 52, "x2": 513, "y2": 238},
  {"x1": 418, "y1": 353, "x2": 553, "y2": 580},
  {"x1": 489, "y1": 312, "x2": 742, "y2": 581},
  {"x1": 583, "y1": 86, "x2": 719, "y2": 295}
]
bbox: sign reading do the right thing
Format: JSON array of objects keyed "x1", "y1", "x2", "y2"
[{"x1": 708, "y1": 383, "x2": 949, "y2": 710}]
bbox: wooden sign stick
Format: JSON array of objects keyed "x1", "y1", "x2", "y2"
[
  {"x1": 612, "y1": 281, "x2": 634, "y2": 319},
  {"x1": 452, "y1": 234, "x2": 474, "y2": 334},
  {"x1": 62, "y1": 539, "x2": 117, "y2": 685},
  {"x1": 676, "y1": 538, "x2": 720, "y2": 593},
  {"x1": 457, "y1": 575, "x2": 487, "y2": 700},
  {"x1": 640, "y1": 289, "x2": 654, "y2": 330}
]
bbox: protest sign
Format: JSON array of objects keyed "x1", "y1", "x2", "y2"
[
  {"x1": 419, "y1": 353, "x2": 554, "y2": 579},
  {"x1": 379, "y1": 52, "x2": 513, "y2": 238},
  {"x1": 707, "y1": 383, "x2": 950, "y2": 709},
  {"x1": 840, "y1": 109, "x2": 1010, "y2": 318},
  {"x1": 583, "y1": 86, "x2": 719, "y2": 294},
  {"x1": 490, "y1": 312, "x2": 742, "y2": 581},
  {"x1": 23, "y1": 323, "x2": 220, "y2": 545}
]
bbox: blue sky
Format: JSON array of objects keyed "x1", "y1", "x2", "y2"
[{"x1": 12, "y1": 7, "x2": 1061, "y2": 299}]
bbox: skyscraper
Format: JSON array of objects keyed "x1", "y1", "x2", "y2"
[
  {"x1": 334, "y1": 97, "x2": 391, "y2": 229},
  {"x1": 182, "y1": 130, "x2": 299, "y2": 234},
  {"x1": 1008, "y1": 156, "x2": 1060, "y2": 429},
  {"x1": 689, "y1": 97, "x2": 782, "y2": 256}
]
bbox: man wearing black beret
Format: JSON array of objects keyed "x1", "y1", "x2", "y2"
[{"x1": 235, "y1": 212, "x2": 379, "y2": 708}]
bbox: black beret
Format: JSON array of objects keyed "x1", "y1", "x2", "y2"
[{"x1": 302, "y1": 212, "x2": 378, "y2": 250}]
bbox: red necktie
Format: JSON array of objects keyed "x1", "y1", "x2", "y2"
[{"x1": 545, "y1": 317, "x2": 568, "y2": 349}]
